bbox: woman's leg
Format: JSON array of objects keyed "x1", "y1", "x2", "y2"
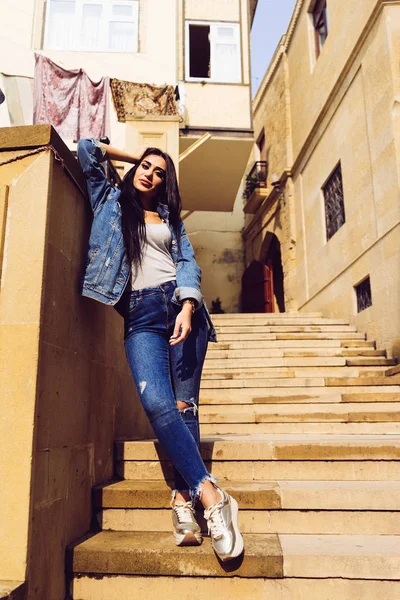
[
  {"x1": 124, "y1": 286, "x2": 215, "y2": 499},
  {"x1": 169, "y1": 304, "x2": 209, "y2": 496}
]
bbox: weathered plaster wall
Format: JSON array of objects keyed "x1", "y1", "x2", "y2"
[{"x1": 185, "y1": 188, "x2": 246, "y2": 314}]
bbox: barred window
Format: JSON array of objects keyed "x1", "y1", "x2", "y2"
[
  {"x1": 323, "y1": 163, "x2": 345, "y2": 241},
  {"x1": 313, "y1": 0, "x2": 328, "y2": 58},
  {"x1": 355, "y1": 277, "x2": 372, "y2": 313}
]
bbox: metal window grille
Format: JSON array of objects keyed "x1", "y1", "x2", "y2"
[
  {"x1": 323, "y1": 163, "x2": 345, "y2": 240},
  {"x1": 244, "y1": 161, "x2": 268, "y2": 200},
  {"x1": 355, "y1": 277, "x2": 372, "y2": 313}
]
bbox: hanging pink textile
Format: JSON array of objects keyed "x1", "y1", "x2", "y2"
[{"x1": 33, "y1": 53, "x2": 110, "y2": 142}]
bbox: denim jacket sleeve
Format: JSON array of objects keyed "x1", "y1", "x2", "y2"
[
  {"x1": 173, "y1": 220, "x2": 203, "y2": 309},
  {"x1": 77, "y1": 138, "x2": 113, "y2": 213}
]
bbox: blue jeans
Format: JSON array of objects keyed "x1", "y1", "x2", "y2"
[{"x1": 121, "y1": 280, "x2": 214, "y2": 498}]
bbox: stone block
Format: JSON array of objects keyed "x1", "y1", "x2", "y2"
[{"x1": 70, "y1": 531, "x2": 283, "y2": 578}]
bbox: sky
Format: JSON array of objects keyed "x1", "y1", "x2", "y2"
[{"x1": 251, "y1": 0, "x2": 297, "y2": 97}]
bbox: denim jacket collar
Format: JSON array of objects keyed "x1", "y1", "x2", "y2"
[{"x1": 157, "y1": 203, "x2": 170, "y2": 222}]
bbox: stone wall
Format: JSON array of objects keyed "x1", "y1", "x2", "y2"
[{"x1": 0, "y1": 125, "x2": 152, "y2": 599}]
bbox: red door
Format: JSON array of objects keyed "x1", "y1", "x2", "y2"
[{"x1": 241, "y1": 260, "x2": 274, "y2": 313}]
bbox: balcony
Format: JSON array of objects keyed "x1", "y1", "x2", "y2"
[{"x1": 243, "y1": 160, "x2": 268, "y2": 214}]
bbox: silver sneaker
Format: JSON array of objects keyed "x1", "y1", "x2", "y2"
[
  {"x1": 204, "y1": 488, "x2": 244, "y2": 561},
  {"x1": 171, "y1": 498, "x2": 202, "y2": 546}
]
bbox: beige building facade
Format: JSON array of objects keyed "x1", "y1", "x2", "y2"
[
  {"x1": 0, "y1": 0, "x2": 258, "y2": 313},
  {"x1": 0, "y1": 2, "x2": 257, "y2": 597},
  {"x1": 243, "y1": 0, "x2": 400, "y2": 357}
]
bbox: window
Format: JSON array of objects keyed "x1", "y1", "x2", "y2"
[
  {"x1": 313, "y1": 0, "x2": 328, "y2": 58},
  {"x1": 44, "y1": 0, "x2": 139, "y2": 52},
  {"x1": 323, "y1": 163, "x2": 345, "y2": 241},
  {"x1": 355, "y1": 277, "x2": 372, "y2": 313},
  {"x1": 186, "y1": 22, "x2": 241, "y2": 83},
  {"x1": 256, "y1": 129, "x2": 266, "y2": 161}
]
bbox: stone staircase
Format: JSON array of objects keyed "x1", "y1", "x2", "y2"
[{"x1": 68, "y1": 313, "x2": 400, "y2": 600}]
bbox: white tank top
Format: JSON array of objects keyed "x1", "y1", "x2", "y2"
[{"x1": 131, "y1": 223, "x2": 177, "y2": 290}]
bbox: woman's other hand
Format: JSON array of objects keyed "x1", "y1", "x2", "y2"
[{"x1": 169, "y1": 304, "x2": 193, "y2": 346}]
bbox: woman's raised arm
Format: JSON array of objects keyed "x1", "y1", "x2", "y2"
[{"x1": 98, "y1": 142, "x2": 148, "y2": 165}]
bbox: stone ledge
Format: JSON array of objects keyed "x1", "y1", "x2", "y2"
[
  {"x1": 71, "y1": 575, "x2": 400, "y2": 600},
  {"x1": 69, "y1": 531, "x2": 283, "y2": 578},
  {"x1": 94, "y1": 479, "x2": 281, "y2": 510},
  {"x1": 94, "y1": 478, "x2": 400, "y2": 511},
  {"x1": 116, "y1": 434, "x2": 400, "y2": 461},
  {"x1": 0, "y1": 124, "x2": 86, "y2": 197}
]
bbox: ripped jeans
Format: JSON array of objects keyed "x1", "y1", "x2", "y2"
[{"x1": 121, "y1": 280, "x2": 213, "y2": 498}]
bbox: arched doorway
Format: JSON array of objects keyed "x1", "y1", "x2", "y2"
[
  {"x1": 260, "y1": 232, "x2": 285, "y2": 312},
  {"x1": 241, "y1": 232, "x2": 285, "y2": 313},
  {"x1": 241, "y1": 260, "x2": 274, "y2": 313}
]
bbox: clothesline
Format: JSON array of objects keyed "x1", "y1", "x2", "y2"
[{"x1": 32, "y1": 54, "x2": 180, "y2": 142}]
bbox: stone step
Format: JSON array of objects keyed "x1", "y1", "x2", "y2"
[
  {"x1": 203, "y1": 366, "x2": 388, "y2": 377},
  {"x1": 207, "y1": 339, "x2": 376, "y2": 356},
  {"x1": 387, "y1": 364, "x2": 400, "y2": 377},
  {"x1": 206, "y1": 348, "x2": 385, "y2": 359},
  {"x1": 116, "y1": 435, "x2": 400, "y2": 481},
  {"x1": 326, "y1": 376, "x2": 400, "y2": 387},
  {"x1": 69, "y1": 532, "x2": 400, "y2": 580},
  {"x1": 69, "y1": 574, "x2": 400, "y2": 600},
  {"x1": 100, "y1": 507, "x2": 400, "y2": 536},
  {"x1": 204, "y1": 356, "x2": 349, "y2": 367},
  {"x1": 117, "y1": 457, "x2": 400, "y2": 481},
  {"x1": 212, "y1": 318, "x2": 351, "y2": 326},
  {"x1": 198, "y1": 402, "x2": 400, "y2": 423},
  {"x1": 202, "y1": 368, "x2": 387, "y2": 379},
  {"x1": 201, "y1": 422, "x2": 400, "y2": 435},
  {"x1": 200, "y1": 388, "x2": 400, "y2": 403},
  {"x1": 347, "y1": 358, "x2": 397, "y2": 367},
  {"x1": 208, "y1": 340, "x2": 375, "y2": 350},
  {"x1": 94, "y1": 479, "x2": 400, "y2": 511},
  {"x1": 217, "y1": 333, "x2": 366, "y2": 341},
  {"x1": 201, "y1": 376, "x2": 400, "y2": 389},
  {"x1": 212, "y1": 312, "x2": 324, "y2": 323},
  {"x1": 215, "y1": 325, "x2": 358, "y2": 334},
  {"x1": 202, "y1": 377, "x2": 327, "y2": 388},
  {"x1": 69, "y1": 531, "x2": 282, "y2": 578},
  {"x1": 116, "y1": 435, "x2": 400, "y2": 462},
  {"x1": 212, "y1": 311, "x2": 323, "y2": 319}
]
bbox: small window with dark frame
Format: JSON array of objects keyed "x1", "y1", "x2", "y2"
[
  {"x1": 355, "y1": 277, "x2": 372, "y2": 313},
  {"x1": 313, "y1": 0, "x2": 328, "y2": 58},
  {"x1": 256, "y1": 129, "x2": 266, "y2": 161},
  {"x1": 323, "y1": 162, "x2": 345, "y2": 241}
]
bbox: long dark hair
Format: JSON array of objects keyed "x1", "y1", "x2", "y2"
[{"x1": 119, "y1": 147, "x2": 182, "y2": 268}]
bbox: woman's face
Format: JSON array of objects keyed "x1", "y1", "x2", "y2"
[{"x1": 133, "y1": 154, "x2": 166, "y2": 199}]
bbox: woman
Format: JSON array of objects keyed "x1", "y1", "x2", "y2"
[{"x1": 77, "y1": 138, "x2": 243, "y2": 562}]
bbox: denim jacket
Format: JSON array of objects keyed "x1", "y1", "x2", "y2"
[{"x1": 77, "y1": 138, "x2": 217, "y2": 342}]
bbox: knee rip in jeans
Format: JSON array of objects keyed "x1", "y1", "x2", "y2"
[{"x1": 176, "y1": 399, "x2": 198, "y2": 416}]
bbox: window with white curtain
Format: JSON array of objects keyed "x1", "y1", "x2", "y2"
[
  {"x1": 186, "y1": 21, "x2": 241, "y2": 83},
  {"x1": 44, "y1": 0, "x2": 139, "y2": 52}
]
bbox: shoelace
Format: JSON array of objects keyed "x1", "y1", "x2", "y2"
[
  {"x1": 204, "y1": 502, "x2": 225, "y2": 540},
  {"x1": 173, "y1": 501, "x2": 195, "y2": 524}
]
